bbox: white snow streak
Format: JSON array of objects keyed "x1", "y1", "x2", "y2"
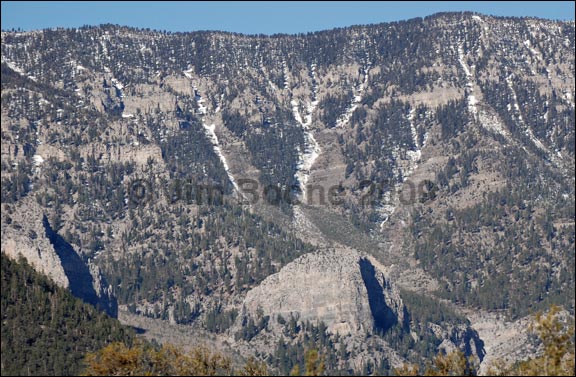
[
  {"x1": 32, "y1": 154, "x2": 44, "y2": 175},
  {"x1": 458, "y1": 45, "x2": 478, "y2": 119},
  {"x1": 193, "y1": 89, "x2": 241, "y2": 195},
  {"x1": 458, "y1": 45, "x2": 472, "y2": 77},
  {"x1": 183, "y1": 68, "x2": 194, "y2": 79},
  {"x1": 33, "y1": 154, "x2": 44, "y2": 166},
  {"x1": 505, "y1": 75, "x2": 565, "y2": 170},
  {"x1": 336, "y1": 67, "x2": 370, "y2": 128},
  {"x1": 201, "y1": 122, "x2": 241, "y2": 193},
  {"x1": 458, "y1": 43, "x2": 510, "y2": 139},
  {"x1": 2, "y1": 59, "x2": 37, "y2": 81},
  {"x1": 194, "y1": 86, "x2": 208, "y2": 115},
  {"x1": 378, "y1": 108, "x2": 424, "y2": 231},
  {"x1": 111, "y1": 78, "x2": 125, "y2": 95},
  {"x1": 478, "y1": 108, "x2": 511, "y2": 139},
  {"x1": 282, "y1": 60, "x2": 290, "y2": 90},
  {"x1": 505, "y1": 75, "x2": 547, "y2": 152},
  {"x1": 563, "y1": 91, "x2": 575, "y2": 109},
  {"x1": 292, "y1": 64, "x2": 321, "y2": 204},
  {"x1": 523, "y1": 39, "x2": 542, "y2": 62},
  {"x1": 406, "y1": 108, "x2": 422, "y2": 170},
  {"x1": 3, "y1": 60, "x2": 25, "y2": 75}
]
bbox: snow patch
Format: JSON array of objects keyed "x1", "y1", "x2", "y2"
[
  {"x1": 523, "y1": 39, "x2": 542, "y2": 62},
  {"x1": 194, "y1": 89, "x2": 241, "y2": 196},
  {"x1": 458, "y1": 45, "x2": 478, "y2": 119},
  {"x1": 458, "y1": 45, "x2": 472, "y2": 78},
  {"x1": 183, "y1": 68, "x2": 194, "y2": 79},
  {"x1": 505, "y1": 75, "x2": 563, "y2": 168},
  {"x1": 478, "y1": 107, "x2": 511, "y2": 139},
  {"x1": 111, "y1": 78, "x2": 124, "y2": 91},
  {"x1": 32, "y1": 154, "x2": 45, "y2": 175},
  {"x1": 291, "y1": 99, "x2": 304, "y2": 125},
  {"x1": 336, "y1": 67, "x2": 370, "y2": 128},
  {"x1": 3, "y1": 60, "x2": 26, "y2": 75},
  {"x1": 563, "y1": 91, "x2": 574, "y2": 108},
  {"x1": 33, "y1": 154, "x2": 44, "y2": 166},
  {"x1": 201, "y1": 123, "x2": 240, "y2": 193},
  {"x1": 292, "y1": 100, "x2": 321, "y2": 204},
  {"x1": 214, "y1": 93, "x2": 224, "y2": 113},
  {"x1": 407, "y1": 108, "x2": 422, "y2": 169},
  {"x1": 194, "y1": 87, "x2": 208, "y2": 115},
  {"x1": 292, "y1": 65, "x2": 321, "y2": 204},
  {"x1": 282, "y1": 60, "x2": 290, "y2": 90},
  {"x1": 377, "y1": 108, "x2": 423, "y2": 231},
  {"x1": 379, "y1": 206, "x2": 396, "y2": 227}
]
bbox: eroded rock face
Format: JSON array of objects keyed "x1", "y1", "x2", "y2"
[
  {"x1": 87, "y1": 260, "x2": 118, "y2": 318},
  {"x1": 241, "y1": 248, "x2": 404, "y2": 336},
  {"x1": 1, "y1": 198, "x2": 118, "y2": 317},
  {"x1": 1, "y1": 198, "x2": 69, "y2": 288}
]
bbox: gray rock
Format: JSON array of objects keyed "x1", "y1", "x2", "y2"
[
  {"x1": 241, "y1": 248, "x2": 404, "y2": 336},
  {"x1": 1, "y1": 198, "x2": 118, "y2": 317}
]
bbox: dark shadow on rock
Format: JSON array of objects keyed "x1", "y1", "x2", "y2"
[
  {"x1": 457, "y1": 326, "x2": 486, "y2": 362},
  {"x1": 42, "y1": 215, "x2": 116, "y2": 317},
  {"x1": 359, "y1": 257, "x2": 397, "y2": 334},
  {"x1": 132, "y1": 326, "x2": 147, "y2": 335},
  {"x1": 474, "y1": 333, "x2": 486, "y2": 362}
]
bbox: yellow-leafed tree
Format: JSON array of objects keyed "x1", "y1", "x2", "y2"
[{"x1": 83, "y1": 341, "x2": 269, "y2": 376}]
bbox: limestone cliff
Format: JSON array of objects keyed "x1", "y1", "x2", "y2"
[
  {"x1": 241, "y1": 248, "x2": 404, "y2": 336},
  {"x1": 1, "y1": 198, "x2": 118, "y2": 317},
  {"x1": 237, "y1": 247, "x2": 484, "y2": 368},
  {"x1": 1, "y1": 197, "x2": 69, "y2": 288}
]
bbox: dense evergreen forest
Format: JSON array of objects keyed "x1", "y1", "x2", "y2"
[{"x1": 1, "y1": 254, "x2": 134, "y2": 375}]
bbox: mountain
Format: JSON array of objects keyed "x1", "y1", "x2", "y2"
[{"x1": 1, "y1": 11, "x2": 574, "y2": 374}]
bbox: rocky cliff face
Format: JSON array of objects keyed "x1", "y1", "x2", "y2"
[
  {"x1": 235, "y1": 247, "x2": 484, "y2": 370},
  {"x1": 43, "y1": 216, "x2": 117, "y2": 317},
  {"x1": 1, "y1": 198, "x2": 117, "y2": 317},
  {"x1": 241, "y1": 248, "x2": 404, "y2": 336},
  {"x1": 1, "y1": 197, "x2": 69, "y2": 288}
]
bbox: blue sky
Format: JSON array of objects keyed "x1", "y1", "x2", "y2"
[{"x1": 2, "y1": 1, "x2": 574, "y2": 35}]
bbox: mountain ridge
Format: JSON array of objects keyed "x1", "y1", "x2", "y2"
[
  {"x1": 1, "y1": 11, "x2": 574, "y2": 374},
  {"x1": 3, "y1": 11, "x2": 573, "y2": 37}
]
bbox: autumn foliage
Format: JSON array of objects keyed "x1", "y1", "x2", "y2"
[{"x1": 82, "y1": 341, "x2": 267, "y2": 376}]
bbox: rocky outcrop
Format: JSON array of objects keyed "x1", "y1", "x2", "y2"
[
  {"x1": 432, "y1": 322, "x2": 485, "y2": 363},
  {"x1": 87, "y1": 259, "x2": 118, "y2": 317},
  {"x1": 42, "y1": 215, "x2": 118, "y2": 317},
  {"x1": 1, "y1": 198, "x2": 117, "y2": 317},
  {"x1": 238, "y1": 247, "x2": 485, "y2": 366},
  {"x1": 468, "y1": 311, "x2": 538, "y2": 375},
  {"x1": 240, "y1": 248, "x2": 404, "y2": 336},
  {"x1": 1, "y1": 198, "x2": 69, "y2": 288}
]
